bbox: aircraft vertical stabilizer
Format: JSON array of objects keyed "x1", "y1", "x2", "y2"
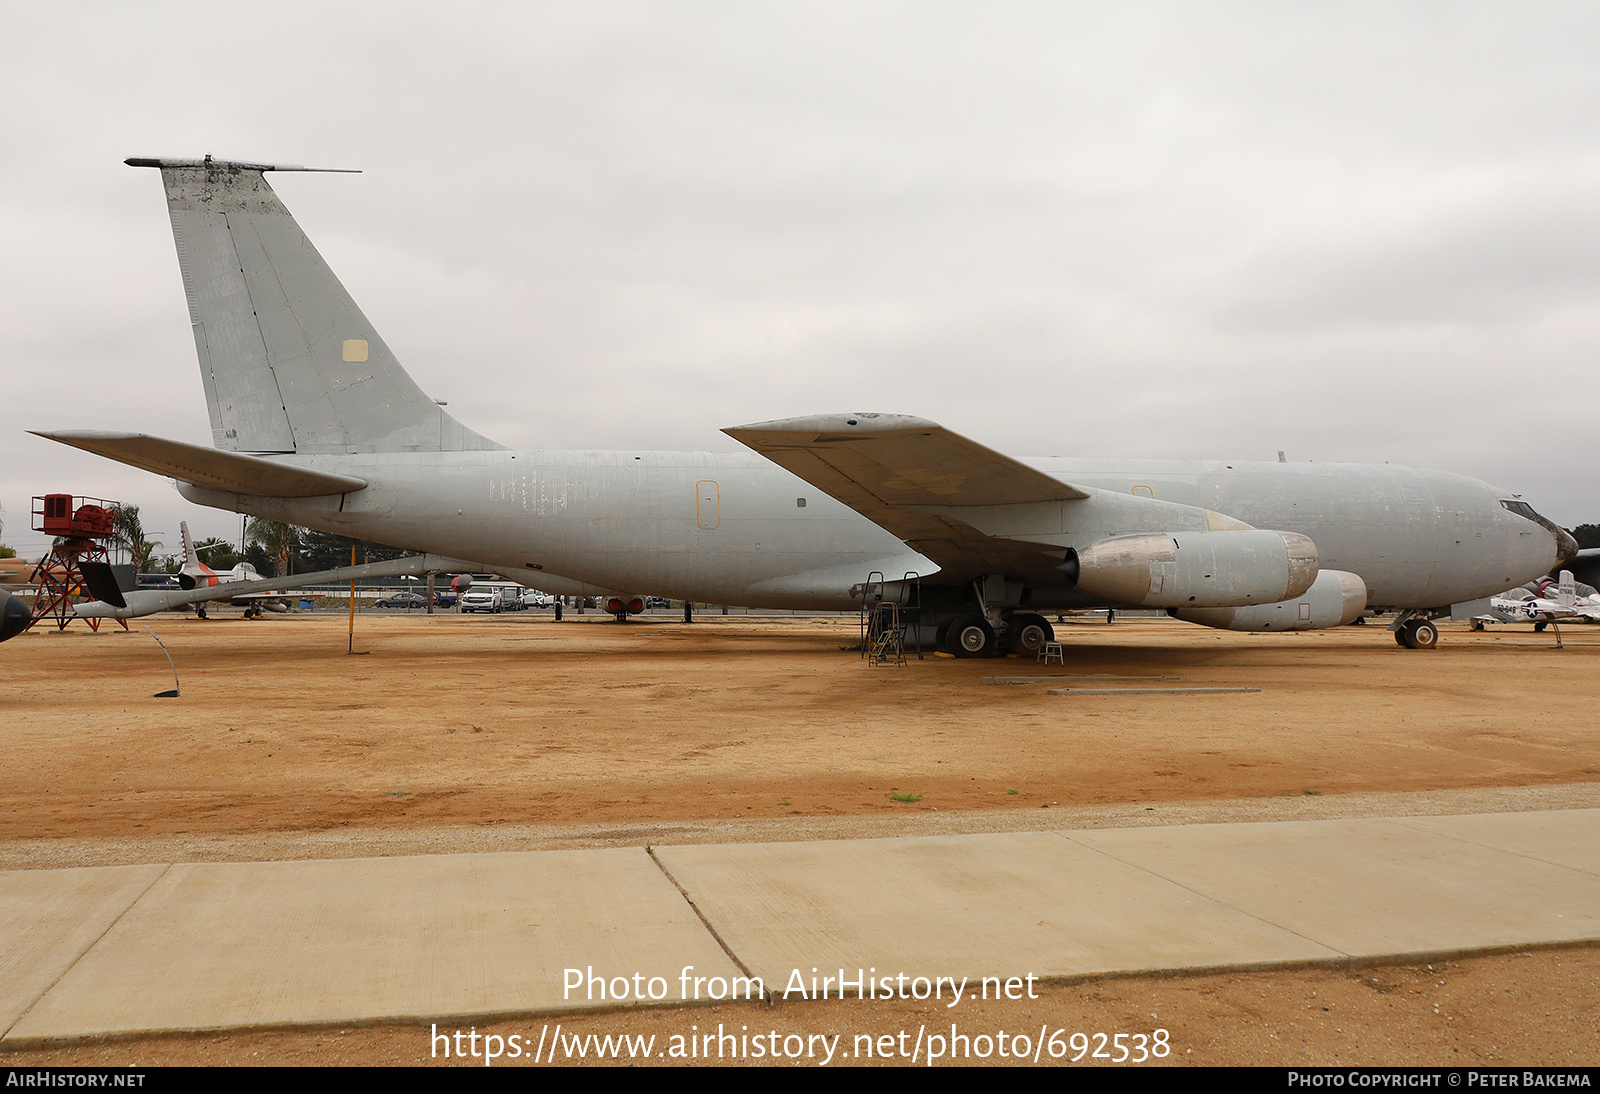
[
  {"x1": 180, "y1": 520, "x2": 198, "y2": 567},
  {"x1": 127, "y1": 157, "x2": 503, "y2": 456}
]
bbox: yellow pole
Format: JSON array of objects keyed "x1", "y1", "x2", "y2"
[{"x1": 348, "y1": 542, "x2": 356, "y2": 653}]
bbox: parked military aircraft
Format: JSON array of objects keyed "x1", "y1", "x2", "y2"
[
  {"x1": 169, "y1": 520, "x2": 290, "y2": 617},
  {"x1": 1472, "y1": 570, "x2": 1600, "y2": 637},
  {"x1": 31, "y1": 157, "x2": 1576, "y2": 654},
  {"x1": 71, "y1": 552, "x2": 478, "y2": 621}
]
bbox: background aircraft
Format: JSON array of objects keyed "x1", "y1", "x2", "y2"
[
  {"x1": 72, "y1": 552, "x2": 472, "y2": 621},
  {"x1": 170, "y1": 520, "x2": 291, "y2": 618},
  {"x1": 1554, "y1": 548, "x2": 1600, "y2": 590},
  {"x1": 1472, "y1": 570, "x2": 1600, "y2": 636},
  {"x1": 70, "y1": 543, "x2": 621, "y2": 624},
  {"x1": 34, "y1": 158, "x2": 1575, "y2": 655}
]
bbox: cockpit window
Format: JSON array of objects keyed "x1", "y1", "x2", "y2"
[{"x1": 1501, "y1": 500, "x2": 1540, "y2": 521}]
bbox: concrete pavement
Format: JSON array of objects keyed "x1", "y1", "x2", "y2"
[{"x1": 4, "y1": 809, "x2": 1600, "y2": 1044}]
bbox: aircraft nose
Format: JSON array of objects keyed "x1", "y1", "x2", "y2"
[
  {"x1": 0, "y1": 591, "x2": 30, "y2": 643},
  {"x1": 1556, "y1": 526, "x2": 1579, "y2": 565}
]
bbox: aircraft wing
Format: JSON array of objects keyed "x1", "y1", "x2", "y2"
[
  {"x1": 32, "y1": 431, "x2": 366, "y2": 497},
  {"x1": 724, "y1": 413, "x2": 1090, "y2": 579}
]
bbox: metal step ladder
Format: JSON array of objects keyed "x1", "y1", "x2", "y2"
[{"x1": 859, "y1": 570, "x2": 922, "y2": 665}]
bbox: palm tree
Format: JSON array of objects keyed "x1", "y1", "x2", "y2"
[
  {"x1": 245, "y1": 519, "x2": 301, "y2": 578},
  {"x1": 192, "y1": 537, "x2": 240, "y2": 570},
  {"x1": 110, "y1": 504, "x2": 162, "y2": 572}
]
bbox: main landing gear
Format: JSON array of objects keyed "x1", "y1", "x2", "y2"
[
  {"x1": 1394, "y1": 618, "x2": 1439, "y2": 650},
  {"x1": 934, "y1": 612, "x2": 1055, "y2": 658},
  {"x1": 941, "y1": 615, "x2": 996, "y2": 658},
  {"x1": 1006, "y1": 614, "x2": 1054, "y2": 658}
]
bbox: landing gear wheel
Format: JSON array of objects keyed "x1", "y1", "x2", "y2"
[
  {"x1": 948, "y1": 615, "x2": 996, "y2": 658},
  {"x1": 1398, "y1": 619, "x2": 1439, "y2": 649},
  {"x1": 1470, "y1": 619, "x2": 1484, "y2": 632},
  {"x1": 1006, "y1": 613, "x2": 1054, "y2": 657},
  {"x1": 196, "y1": 606, "x2": 207, "y2": 620},
  {"x1": 1534, "y1": 621, "x2": 1549, "y2": 633},
  {"x1": 934, "y1": 619, "x2": 954, "y2": 653}
]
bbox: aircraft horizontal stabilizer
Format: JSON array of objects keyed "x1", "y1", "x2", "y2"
[
  {"x1": 77, "y1": 561, "x2": 128, "y2": 608},
  {"x1": 32, "y1": 432, "x2": 367, "y2": 497},
  {"x1": 125, "y1": 157, "x2": 359, "y2": 173}
]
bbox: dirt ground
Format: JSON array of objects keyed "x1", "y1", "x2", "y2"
[{"x1": 2, "y1": 610, "x2": 1598, "y2": 1067}]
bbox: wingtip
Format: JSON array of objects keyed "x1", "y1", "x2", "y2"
[{"x1": 32, "y1": 429, "x2": 147, "y2": 442}]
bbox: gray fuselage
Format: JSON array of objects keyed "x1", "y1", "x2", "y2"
[{"x1": 177, "y1": 448, "x2": 1562, "y2": 613}]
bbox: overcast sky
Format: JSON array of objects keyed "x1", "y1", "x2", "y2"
[{"x1": 4, "y1": 2, "x2": 1599, "y2": 558}]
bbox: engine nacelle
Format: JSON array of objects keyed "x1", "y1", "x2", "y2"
[
  {"x1": 1065, "y1": 529, "x2": 1318, "y2": 608},
  {"x1": 1174, "y1": 569, "x2": 1367, "y2": 631},
  {"x1": 0, "y1": 588, "x2": 28, "y2": 643}
]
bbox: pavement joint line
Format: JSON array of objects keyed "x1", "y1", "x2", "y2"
[
  {"x1": 3, "y1": 862, "x2": 173, "y2": 1043},
  {"x1": 645, "y1": 845, "x2": 758, "y2": 987},
  {"x1": 1047, "y1": 829, "x2": 1355, "y2": 958},
  {"x1": 1386, "y1": 815, "x2": 1600, "y2": 881}
]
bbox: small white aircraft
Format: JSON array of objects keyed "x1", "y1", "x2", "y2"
[
  {"x1": 171, "y1": 522, "x2": 286, "y2": 617},
  {"x1": 1472, "y1": 570, "x2": 1600, "y2": 645}
]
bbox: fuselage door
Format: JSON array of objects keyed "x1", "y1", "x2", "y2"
[{"x1": 697, "y1": 480, "x2": 721, "y2": 531}]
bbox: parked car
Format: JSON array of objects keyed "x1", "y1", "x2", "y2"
[
  {"x1": 460, "y1": 589, "x2": 504, "y2": 613},
  {"x1": 644, "y1": 596, "x2": 671, "y2": 609},
  {"x1": 374, "y1": 592, "x2": 429, "y2": 609}
]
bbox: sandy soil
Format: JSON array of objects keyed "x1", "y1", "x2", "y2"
[{"x1": 2, "y1": 610, "x2": 1597, "y2": 1067}]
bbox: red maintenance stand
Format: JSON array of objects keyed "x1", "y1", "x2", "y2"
[{"x1": 29, "y1": 494, "x2": 128, "y2": 633}]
